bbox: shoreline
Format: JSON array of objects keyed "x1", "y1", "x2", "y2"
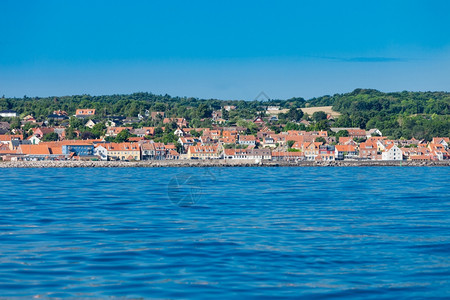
[{"x1": 1, "y1": 160, "x2": 449, "y2": 168}]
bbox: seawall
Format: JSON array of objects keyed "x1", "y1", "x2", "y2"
[{"x1": 0, "y1": 160, "x2": 449, "y2": 168}]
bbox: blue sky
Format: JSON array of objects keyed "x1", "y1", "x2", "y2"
[{"x1": 1, "y1": 0, "x2": 449, "y2": 100}]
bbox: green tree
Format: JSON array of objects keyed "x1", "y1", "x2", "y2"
[
  {"x1": 115, "y1": 129, "x2": 131, "y2": 142},
  {"x1": 23, "y1": 122, "x2": 37, "y2": 134},
  {"x1": 165, "y1": 121, "x2": 178, "y2": 133},
  {"x1": 42, "y1": 132, "x2": 59, "y2": 141},
  {"x1": 314, "y1": 120, "x2": 330, "y2": 131},
  {"x1": 65, "y1": 127, "x2": 77, "y2": 139},
  {"x1": 161, "y1": 133, "x2": 178, "y2": 144},
  {"x1": 81, "y1": 131, "x2": 96, "y2": 140},
  {"x1": 154, "y1": 127, "x2": 164, "y2": 138},
  {"x1": 91, "y1": 122, "x2": 106, "y2": 138},
  {"x1": 69, "y1": 117, "x2": 83, "y2": 129},
  {"x1": 315, "y1": 137, "x2": 326, "y2": 143},
  {"x1": 312, "y1": 111, "x2": 327, "y2": 122},
  {"x1": 287, "y1": 140, "x2": 295, "y2": 148},
  {"x1": 222, "y1": 108, "x2": 229, "y2": 120},
  {"x1": 196, "y1": 103, "x2": 212, "y2": 119},
  {"x1": 287, "y1": 108, "x2": 304, "y2": 122},
  {"x1": 190, "y1": 129, "x2": 202, "y2": 137},
  {"x1": 175, "y1": 141, "x2": 183, "y2": 153},
  {"x1": 153, "y1": 103, "x2": 166, "y2": 112},
  {"x1": 353, "y1": 137, "x2": 366, "y2": 143},
  {"x1": 10, "y1": 117, "x2": 21, "y2": 129},
  {"x1": 284, "y1": 122, "x2": 306, "y2": 131},
  {"x1": 334, "y1": 114, "x2": 352, "y2": 127},
  {"x1": 0, "y1": 89, "x2": 447, "y2": 141},
  {"x1": 335, "y1": 130, "x2": 349, "y2": 138}
]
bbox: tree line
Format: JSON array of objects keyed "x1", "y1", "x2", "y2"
[{"x1": 0, "y1": 89, "x2": 448, "y2": 140}]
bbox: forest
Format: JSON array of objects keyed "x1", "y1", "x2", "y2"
[{"x1": 0, "y1": 89, "x2": 449, "y2": 140}]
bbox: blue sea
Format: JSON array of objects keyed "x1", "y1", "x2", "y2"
[{"x1": 0, "y1": 167, "x2": 449, "y2": 299}]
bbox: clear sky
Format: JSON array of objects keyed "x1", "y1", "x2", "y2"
[{"x1": 1, "y1": 0, "x2": 449, "y2": 100}]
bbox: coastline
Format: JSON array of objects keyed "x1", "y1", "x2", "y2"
[{"x1": 1, "y1": 160, "x2": 449, "y2": 168}]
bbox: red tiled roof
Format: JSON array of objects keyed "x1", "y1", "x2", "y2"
[
  {"x1": 347, "y1": 129, "x2": 366, "y2": 136},
  {"x1": 108, "y1": 127, "x2": 132, "y2": 134},
  {"x1": 96, "y1": 142, "x2": 140, "y2": 151},
  {"x1": 0, "y1": 149, "x2": 17, "y2": 155},
  {"x1": 220, "y1": 137, "x2": 236, "y2": 143},
  {"x1": 189, "y1": 145, "x2": 218, "y2": 153},
  {"x1": 0, "y1": 134, "x2": 22, "y2": 141},
  {"x1": 128, "y1": 137, "x2": 145, "y2": 142},
  {"x1": 432, "y1": 137, "x2": 449, "y2": 143},
  {"x1": 18, "y1": 144, "x2": 51, "y2": 155},
  {"x1": 76, "y1": 109, "x2": 96, "y2": 115},
  {"x1": 409, "y1": 155, "x2": 433, "y2": 160},
  {"x1": 33, "y1": 127, "x2": 55, "y2": 135},
  {"x1": 338, "y1": 137, "x2": 355, "y2": 144},
  {"x1": 272, "y1": 151, "x2": 304, "y2": 157},
  {"x1": 335, "y1": 145, "x2": 356, "y2": 152},
  {"x1": 239, "y1": 135, "x2": 256, "y2": 141}
]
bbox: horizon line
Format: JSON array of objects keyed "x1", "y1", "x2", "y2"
[{"x1": 2, "y1": 88, "x2": 449, "y2": 102}]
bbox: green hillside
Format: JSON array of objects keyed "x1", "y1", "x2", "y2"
[{"x1": 1, "y1": 89, "x2": 449, "y2": 140}]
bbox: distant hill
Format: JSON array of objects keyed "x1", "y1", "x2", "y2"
[
  {"x1": 307, "y1": 89, "x2": 450, "y2": 115},
  {"x1": 305, "y1": 89, "x2": 450, "y2": 139},
  {"x1": 0, "y1": 89, "x2": 449, "y2": 140}
]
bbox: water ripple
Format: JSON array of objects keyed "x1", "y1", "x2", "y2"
[{"x1": 0, "y1": 167, "x2": 448, "y2": 298}]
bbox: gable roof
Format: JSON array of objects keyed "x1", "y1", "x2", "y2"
[
  {"x1": 239, "y1": 135, "x2": 256, "y2": 141},
  {"x1": 188, "y1": 145, "x2": 218, "y2": 153},
  {"x1": 0, "y1": 122, "x2": 11, "y2": 129},
  {"x1": 335, "y1": 145, "x2": 356, "y2": 152},
  {"x1": 0, "y1": 134, "x2": 22, "y2": 142},
  {"x1": 432, "y1": 137, "x2": 449, "y2": 144},
  {"x1": 33, "y1": 127, "x2": 55, "y2": 135},
  {"x1": 18, "y1": 144, "x2": 51, "y2": 155},
  {"x1": 95, "y1": 142, "x2": 140, "y2": 151},
  {"x1": 338, "y1": 137, "x2": 356, "y2": 145},
  {"x1": 385, "y1": 144, "x2": 397, "y2": 151},
  {"x1": 347, "y1": 129, "x2": 366, "y2": 136},
  {"x1": 76, "y1": 109, "x2": 96, "y2": 115},
  {"x1": 272, "y1": 151, "x2": 304, "y2": 157}
]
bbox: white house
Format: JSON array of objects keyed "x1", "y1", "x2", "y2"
[
  {"x1": 28, "y1": 135, "x2": 41, "y2": 145},
  {"x1": 335, "y1": 145, "x2": 357, "y2": 160},
  {"x1": 85, "y1": 119, "x2": 96, "y2": 129},
  {"x1": 106, "y1": 120, "x2": 117, "y2": 127},
  {"x1": 382, "y1": 144, "x2": 403, "y2": 160},
  {"x1": 262, "y1": 136, "x2": 276, "y2": 148},
  {"x1": 247, "y1": 149, "x2": 272, "y2": 160},
  {"x1": 366, "y1": 128, "x2": 382, "y2": 138},
  {"x1": 238, "y1": 135, "x2": 256, "y2": 145},
  {"x1": 174, "y1": 128, "x2": 184, "y2": 137},
  {"x1": 0, "y1": 110, "x2": 17, "y2": 117},
  {"x1": 432, "y1": 137, "x2": 449, "y2": 150},
  {"x1": 94, "y1": 145, "x2": 108, "y2": 160}
]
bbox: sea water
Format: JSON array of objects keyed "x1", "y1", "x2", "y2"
[{"x1": 0, "y1": 167, "x2": 449, "y2": 298}]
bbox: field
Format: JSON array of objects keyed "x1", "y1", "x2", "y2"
[
  {"x1": 300, "y1": 106, "x2": 341, "y2": 117},
  {"x1": 266, "y1": 109, "x2": 289, "y2": 115}
]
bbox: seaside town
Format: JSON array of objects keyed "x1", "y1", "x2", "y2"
[{"x1": 0, "y1": 105, "x2": 448, "y2": 163}]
